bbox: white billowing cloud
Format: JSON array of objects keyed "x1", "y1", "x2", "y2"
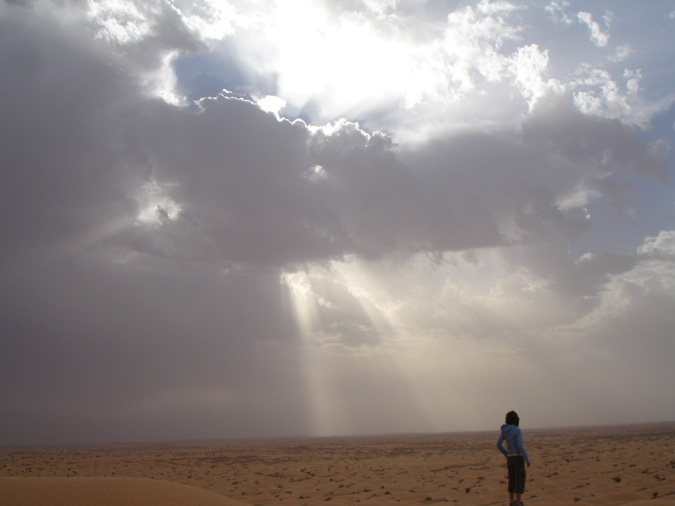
[
  {"x1": 255, "y1": 94, "x2": 287, "y2": 115},
  {"x1": 166, "y1": 0, "x2": 671, "y2": 147},
  {"x1": 569, "y1": 65, "x2": 674, "y2": 130},
  {"x1": 573, "y1": 67, "x2": 631, "y2": 121},
  {"x1": 88, "y1": 0, "x2": 156, "y2": 45},
  {"x1": 55, "y1": 0, "x2": 669, "y2": 140},
  {"x1": 9, "y1": 0, "x2": 660, "y2": 142},
  {"x1": 166, "y1": 0, "x2": 548, "y2": 140},
  {"x1": 440, "y1": 0, "x2": 520, "y2": 93},
  {"x1": 511, "y1": 44, "x2": 564, "y2": 106},
  {"x1": 577, "y1": 11, "x2": 609, "y2": 47},
  {"x1": 638, "y1": 230, "x2": 675, "y2": 258},
  {"x1": 174, "y1": 0, "x2": 238, "y2": 40}
]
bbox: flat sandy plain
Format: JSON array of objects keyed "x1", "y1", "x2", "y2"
[{"x1": 1, "y1": 423, "x2": 674, "y2": 506}]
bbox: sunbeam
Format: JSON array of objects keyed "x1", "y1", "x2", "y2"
[{"x1": 281, "y1": 260, "x2": 442, "y2": 436}]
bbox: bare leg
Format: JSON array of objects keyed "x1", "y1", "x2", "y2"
[{"x1": 509, "y1": 492, "x2": 515, "y2": 505}]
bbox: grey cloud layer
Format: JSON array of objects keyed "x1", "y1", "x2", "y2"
[{"x1": 4, "y1": 21, "x2": 661, "y2": 268}]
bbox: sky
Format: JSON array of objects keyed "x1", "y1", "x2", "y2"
[{"x1": 1, "y1": 0, "x2": 674, "y2": 446}]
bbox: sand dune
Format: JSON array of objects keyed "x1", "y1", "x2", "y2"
[
  {"x1": 0, "y1": 477, "x2": 250, "y2": 506},
  {"x1": 1, "y1": 423, "x2": 673, "y2": 506}
]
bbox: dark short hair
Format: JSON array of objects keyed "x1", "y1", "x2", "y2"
[{"x1": 505, "y1": 411, "x2": 520, "y2": 426}]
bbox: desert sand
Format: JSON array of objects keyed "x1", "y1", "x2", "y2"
[{"x1": 1, "y1": 423, "x2": 673, "y2": 506}]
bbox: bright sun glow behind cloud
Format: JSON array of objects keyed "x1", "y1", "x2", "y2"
[
  {"x1": 188, "y1": 0, "x2": 554, "y2": 136},
  {"x1": 279, "y1": 253, "x2": 566, "y2": 435},
  {"x1": 135, "y1": 179, "x2": 182, "y2": 226},
  {"x1": 260, "y1": 1, "x2": 419, "y2": 117}
]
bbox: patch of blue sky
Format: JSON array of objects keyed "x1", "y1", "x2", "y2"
[{"x1": 174, "y1": 46, "x2": 276, "y2": 103}]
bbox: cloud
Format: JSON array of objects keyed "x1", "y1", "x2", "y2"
[
  {"x1": 0, "y1": 0, "x2": 673, "y2": 444},
  {"x1": 638, "y1": 230, "x2": 675, "y2": 258},
  {"x1": 121, "y1": 91, "x2": 665, "y2": 267},
  {"x1": 168, "y1": 0, "x2": 539, "y2": 138},
  {"x1": 5, "y1": 21, "x2": 653, "y2": 271},
  {"x1": 522, "y1": 97, "x2": 668, "y2": 181},
  {"x1": 277, "y1": 234, "x2": 675, "y2": 430},
  {"x1": 511, "y1": 44, "x2": 564, "y2": 106},
  {"x1": 545, "y1": 1, "x2": 572, "y2": 26},
  {"x1": 577, "y1": 11, "x2": 609, "y2": 47}
]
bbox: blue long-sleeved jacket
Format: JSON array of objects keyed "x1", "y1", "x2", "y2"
[{"x1": 497, "y1": 424, "x2": 529, "y2": 463}]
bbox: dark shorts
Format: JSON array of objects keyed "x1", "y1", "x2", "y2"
[{"x1": 507, "y1": 456, "x2": 526, "y2": 494}]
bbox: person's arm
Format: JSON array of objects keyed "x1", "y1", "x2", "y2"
[
  {"x1": 516, "y1": 428, "x2": 530, "y2": 464},
  {"x1": 497, "y1": 433, "x2": 508, "y2": 457}
]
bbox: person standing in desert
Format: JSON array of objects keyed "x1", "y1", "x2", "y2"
[{"x1": 497, "y1": 410, "x2": 531, "y2": 506}]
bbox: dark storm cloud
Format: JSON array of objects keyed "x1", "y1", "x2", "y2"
[
  {"x1": 0, "y1": 5, "x2": 306, "y2": 443},
  {"x1": 106, "y1": 93, "x2": 666, "y2": 268},
  {"x1": 523, "y1": 98, "x2": 669, "y2": 181},
  {"x1": 0, "y1": 254, "x2": 305, "y2": 443},
  {"x1": 0, "y1": 10, "x2": 133, "y2": 261}
]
